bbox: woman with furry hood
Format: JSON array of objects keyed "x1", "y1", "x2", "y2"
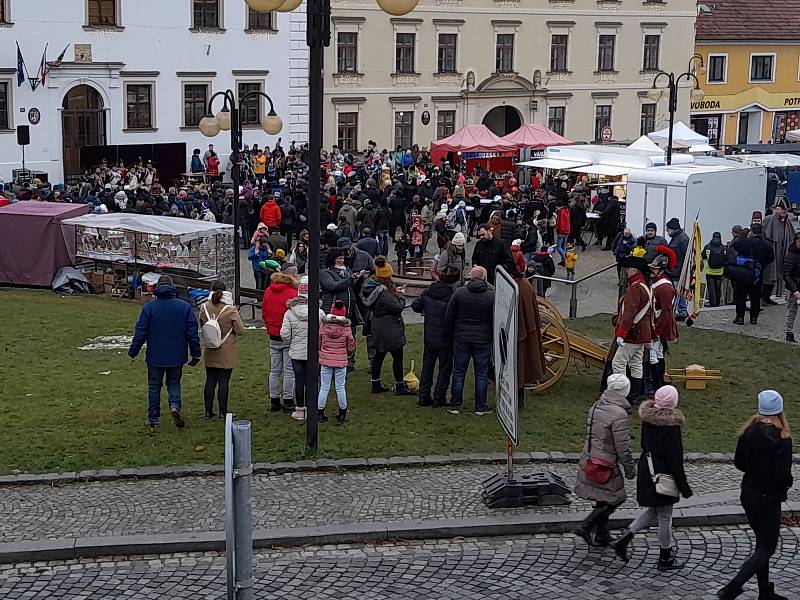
[{"x1": 613, "y1": 385, "x2": 693, "y2": 571}]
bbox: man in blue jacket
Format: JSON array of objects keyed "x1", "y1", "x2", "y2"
[{"x1": 128, "y1": 275, "x2": 202, "y2": 429}]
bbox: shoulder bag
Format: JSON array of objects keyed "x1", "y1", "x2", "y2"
[
  {"x1": 646, "y1": 452, "x2": 680, "y2": 498},
  {"x1": 582, "y1": 404, "x2": 616, "y2": 484}
]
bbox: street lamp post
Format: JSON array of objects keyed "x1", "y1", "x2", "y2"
[
  {"x1": 199, "y1": 89, "x2": 283, "y2": 303},
  {"x1": 647, "y1": 54, "x2": 705, "y2": 165},
  {"x1": 245, "y1": 0, "x2": 419, "y2": 455}
]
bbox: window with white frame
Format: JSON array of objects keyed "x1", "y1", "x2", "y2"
[
  {"x1": 594, "y1": 104, "x2": 611, "y2": 141},
  {"x1": 125, "y1": 83, "x2": 154, "y2": 129},
  {"x1": 548, "y1": 106, "x2": 565, "y2": 136},
  {"x1": 247, "y1": 8, "x2": 274, "y2": 31},
  {"x1": 437, "y1": 110, "x2": 456, "y2": 139},
  {"x1": 395, "y1": 33, "x2": 416, "y2": 74},
  {"x1": 642, "y1": 34, "x2": 660, "y2": 71},
  {"x1": 0, "y1": 82, "x2": 10, "y2": 130},
  {"x1": 597, "y1": 35, "x2": 615, "y2": 71},
  {"x1": 395, "y1": 111, "x2": 413, "y2": 148},
  {"x1": 550, "y1": 35, "x2": 568, "y2": 72},
  {"x1": 238, "y1": 81, "x2": 263, "y2": 126},
  {"x1": 640, "y1": 103, "x2": 656, "y2": 135},
  {"x1": 337, "y1": 32, "x2": 358, "y2": 73},
  {"x1": 87, "y1": 0, "x2": 117, "y2": 26},
  {"x1": 438, "y1": 34, "x2": 458, "y2": 73},
  {"x1": 707, "y1": 54, "x2": 726, "y2": 83},
  {"x1": 0, "y1": 0, "x2": 9, "y2": 24},
  {"x1": 337, "y1": 112, "x2": 358, "y2": 152},
  {"x1": 750, "y1": 54, "x2": 774, "y2": 82},
  {"x1": 193, "y1": 0, "x2": 220, "y2": 29},
  {"x1": 183, "y1": 83, "x2": 210, "y2": 127},
  {"x1": 496, "y1": 33, "x2": 515, "y2": 72}
]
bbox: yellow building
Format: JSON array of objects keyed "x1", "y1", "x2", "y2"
[{"x1": 692, "y1": 0, "x2": 800, "y2": 147}]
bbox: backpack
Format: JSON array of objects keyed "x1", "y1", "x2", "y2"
[
  {"x1": 707, "y1": 245, "x2": 728, "y2": 270},
  {"x1": 200, "y1": 303, "x2": 233, "y2": 349},
  {"x1": 445, "y1": 209, "x2": 458, "y2": 230}
]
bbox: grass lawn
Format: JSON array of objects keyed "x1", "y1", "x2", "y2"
[{"x1": 0, "y1": 288, "x2": 792, "y2": 474}]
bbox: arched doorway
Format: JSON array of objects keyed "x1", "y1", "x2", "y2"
[
  {"x1": 482, "y1": 106, "x2": 522, "y2": 136},
  {"x1": 62, "y1": 85, "x2": 106, "y2": 181}
]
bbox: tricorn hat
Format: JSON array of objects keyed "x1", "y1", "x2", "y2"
[{"x1": 619, "y1": 255, "x2": 651, "y2": 276}]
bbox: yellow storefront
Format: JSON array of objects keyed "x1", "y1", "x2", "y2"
[{"x1": 692, "y1": 42, "x2": 800, "y2": 147}]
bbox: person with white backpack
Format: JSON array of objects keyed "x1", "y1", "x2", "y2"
[
  {"x1": 199, "y1": 281, "x2": 245, "y2": 419},
  {"x1": 611, "y1": 255, "x2": 654, "y2": 405}
]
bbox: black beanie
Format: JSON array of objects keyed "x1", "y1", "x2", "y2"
[
  {"x1": 666, "y1": 218, "x2": 681, "y2": 230},
  {"x1": 645, "y1": 222, "x2": 657, "y2": 231}
]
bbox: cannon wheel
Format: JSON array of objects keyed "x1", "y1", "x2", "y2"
[
  {"x1": 525, "y1": 311, "x2": 571, "y2": 393},
  {"x1": 536, "y1": 297, "x2": 564, "y2": 325}
]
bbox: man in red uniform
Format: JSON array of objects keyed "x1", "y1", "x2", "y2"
[
  {"x1": 612, "y1": 255, "x2": 654, "y2": 403},
  {"x1": 648, "y1": 245, "x2": 679, "y2": 391}
]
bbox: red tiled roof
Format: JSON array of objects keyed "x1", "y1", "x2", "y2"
[{"x1": 696, "y1": 0, "x2": 800, "y2": 42}]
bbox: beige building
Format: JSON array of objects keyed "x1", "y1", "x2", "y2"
[{"x1": 323, "y1": 0, "x2": 698, "y2": 152}]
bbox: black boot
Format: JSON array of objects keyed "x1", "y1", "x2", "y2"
[
  {"x1": 335, "y1": 408, "x2": 347, "y2": 425},
  {"x1": 318, "y1": 408, "x2": 328, "y2": 423},
  {"x1": 417, "y1": 396, "x2": 434, "y2": 407},
  {"x1": 613, "y1": 531, "x2": 634, "y2": 562},
  {"x1": 657, "y1": 547, "x2": 684, "y2": 571},
  {"x1": 394, "y1": 382, "x2": 415, "y2": 396},
  {"x1": 759, "y1": 583, "x2": 788, "y2": 600},
  {"x1": 717, "y1": 583, "x2": 743, "y2": 600},
  {"x1": 371, "y1": 379, "x2": 390, "y2": 394},
  {"x1": 270, "y1": 398, "x2": 282, "y2": 412},
  {"x1": 627, "y1": 377, "x2": 644, "y2": 406},
  {"x1": 282, "y1": 398, "x2": 294, "y2": 413},
  {"x1": 762, "y1": 284, "x2": 777, "y2": 305},
  {"x1": 787, "y1": 332, "x2": 797, "y2": 343},
  {"x1": 733, "y1": 316, "x2": 744, "y2": 325},
  {"x1": 575, "y1": 507, "x2": 606, "y2": 547},
  {"x1": 594, "y1": 523, "x2": 612, "y2": 547}
]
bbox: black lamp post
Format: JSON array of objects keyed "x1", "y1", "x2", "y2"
[
  {"x1": 199, "y1": 89, "x2": 283, "y2": 303},
  {"x1": 647, "y1": 54, "x2": 706, "y2": 165},
  {"x1": 246, "y1": 0, "x2": 419, "y2": 455}
]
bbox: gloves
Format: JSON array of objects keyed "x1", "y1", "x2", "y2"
[{"x1": 616, "y1": 336, "x2": 625, "y2": 347}]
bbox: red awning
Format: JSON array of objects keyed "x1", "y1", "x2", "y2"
[
  {"x1": 501, "y1": 124, "x2": 573, "y2": 151},
  {"x1": 430, "y1": 125, "x2": 518, "y2": 163}
]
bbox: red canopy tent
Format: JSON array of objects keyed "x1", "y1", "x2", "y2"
[
  {"x1": 0, "y1": 201, "x2": 90, "y2": 286},
  {"x1": 501, "y1": 124, "x2": 573, "y2": 150},
  {"x1": 430, "y1": 125, "x2": 517, "y2": 173}
]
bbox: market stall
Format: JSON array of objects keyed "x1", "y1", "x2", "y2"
[
  {"x1": 60, "y1": 214, "x2": 235, "y2": 292},
  {"x1": 429, "y1": 125, "x2": 517, "y2": 174},
  {"x1": 0, "y1": 201, "x2": 91, "y2": 286},
  {"x1": 501, "y1": 124, "x2": 573, "y2": 151}
]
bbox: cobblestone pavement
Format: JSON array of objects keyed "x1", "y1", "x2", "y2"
[
  {"x1": 5, "y1": 463, "x2": 800, "y2": 543},
  {"x1": 2, "y1": 527, "x2": 799, "y2": 599}
]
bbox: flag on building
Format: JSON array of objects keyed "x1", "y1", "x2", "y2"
[
  {"x1": 16, "y1": 42, "x2": 26, "y2": 87},
  {"x1": 34, "y1": 44, "x2": 48, "y2": 89},
  {"x1": 46, "y1": 44, "x2": 69, "y2": 71}
]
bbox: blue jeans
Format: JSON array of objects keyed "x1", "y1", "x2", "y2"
[
  {"x1": 147, "y1": 364, "x2": 183, "y2": 425},
  {"x1": 450, "y1": 339, "x2": 491, "y2": 412},
  {"x1": 556, "y1": 234, "x2": 568, "y2": 260},
  {"x1": 318, "y1": 365, "x2": 347, "y2": 409},
  {"x1": 377, "y1": 230, "x2": 389, "y2": 256}
]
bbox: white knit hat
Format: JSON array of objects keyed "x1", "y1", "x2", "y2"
[{"x1": 606, "y1": 373, "x2": 631, "y2": 397}]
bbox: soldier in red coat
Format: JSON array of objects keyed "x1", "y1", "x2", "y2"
[
  {"x1": 611, "y1": 255, "x2": 654, "y2": 403},
  {"x1": 648, "y1": 246, "x2": 679, "y2": 391}
]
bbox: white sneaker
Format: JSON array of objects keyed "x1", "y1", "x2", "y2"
[
  {"x1": 447, "y1": 408, "x2": 460, "y2": 415},
  {"x1": 475, "y1": 410, "x2": 493, "y2": 417},
  {"x1": 291, "y1": 408, "x2": 307, "y2": 422}
]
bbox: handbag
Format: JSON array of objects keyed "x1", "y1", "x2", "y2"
[
  {"x1": 646, "y1": 452, "x2": 680, "y2": 498},
  {"x1": 582, "y1": 404, "x2": 616, "y2": 485}
]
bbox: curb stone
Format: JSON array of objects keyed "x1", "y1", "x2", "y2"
[
  {"x1": 2, "y1": 452, "x2": 798, "y2": 487},
  {"x1": 3, "y1": 502, "x2": 799, "y2": 564}
]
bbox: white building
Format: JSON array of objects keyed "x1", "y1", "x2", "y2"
[
  {"x1": 322, "y1": 0, "x2": 697, "y2": 152},
  {"x1": 0, "y1": 0, "x2": 309, "y2": 184}
]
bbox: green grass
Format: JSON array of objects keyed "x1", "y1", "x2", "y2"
[{"x1": 0, "y1": 289, "x2": 792, "y2": 474}]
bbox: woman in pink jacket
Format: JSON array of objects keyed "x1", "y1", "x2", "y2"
[{"x1": 318, "y1": 300, "x2": 356, "y2": 424}]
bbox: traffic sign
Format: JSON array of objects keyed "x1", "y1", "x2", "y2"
[
  {"x1": 493, "y1": 266, "x2": 518, "y2": 445},
  {"x1": 601, "y1": 126, "x2": 613, "y2": 143}
]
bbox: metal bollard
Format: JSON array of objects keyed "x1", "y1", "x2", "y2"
[{"x1": 226, "y1": 418, "x2": 254, "y2": 600}]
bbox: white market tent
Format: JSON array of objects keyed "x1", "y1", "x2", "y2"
[
  {"x1": 628, "y1": 135, "x2": 664, "y2": 154},
  {"x1": 647, "y1": 121, "x2": 709, "y2": 148},
  {"x1": 786, "y1": 129, "x2": 800, "y2": 142},
  {"x1": 518, "y1": 144, "x2": 694, "y2": 177},
  {"x1": 728, "y1": 153, "x2": 800, "y2": 168},
  {"x1": 62, "y1": 213, "x2": 233, "y2": 238}
]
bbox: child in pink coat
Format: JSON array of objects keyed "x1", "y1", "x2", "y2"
[{"x1": 318, "y1": 300, "x2": 356, "y2": 424}]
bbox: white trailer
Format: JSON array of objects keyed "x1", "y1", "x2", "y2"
[{"x1": 625, "y1": 163, "x2": 766, "y2": 239}]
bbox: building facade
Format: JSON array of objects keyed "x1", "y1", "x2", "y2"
[
  {"x1": 0, "y1": 0, "x2": 308, "y2": 184},
  {"x1": 323, "y1": 0, "x2": 697, "y2": 152},
  {"x1": 692, "y1": 0, "x2": 800, "y2": 147}
]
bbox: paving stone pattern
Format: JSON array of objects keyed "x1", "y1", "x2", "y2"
[
  {"x1": 5, "y1": 463, "x2": 800, "y2": 543},
  {"x1": 2, "y1": 527, "x2": 799, "y2": 599}
]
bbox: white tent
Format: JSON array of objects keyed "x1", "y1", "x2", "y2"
[
  {"x1": 647, "y1": 121, "x2": 709, "y2": 147},
  {"x1": 786, "y1": 129, "x2": 800, "y2": 142},
  {"x1": 628, "y1": 135, "x2": 664, "y2": 154},
  {"x1": 62, "y1": 214, "x2": 232, "y2": 238},
  {"x1": 689, "y1": 143, "x2": 718, "y2": 154}
]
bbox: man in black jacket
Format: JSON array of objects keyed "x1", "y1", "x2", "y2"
[
  {"x1": 471, "y1": 223, "x2": 513, "y2": 285},
  {"x1": 444, "y1": 267, "x2": 495, "y2": 415},
  {"x1": 732, "y1": 223, "x2": 775, "y2": 325},
  {"x1": 782, "y1": 232, "x2": 800, "y2": 342},
  {"x1": 411, "y1": 271, "x2": 457, "y2": 407}
]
